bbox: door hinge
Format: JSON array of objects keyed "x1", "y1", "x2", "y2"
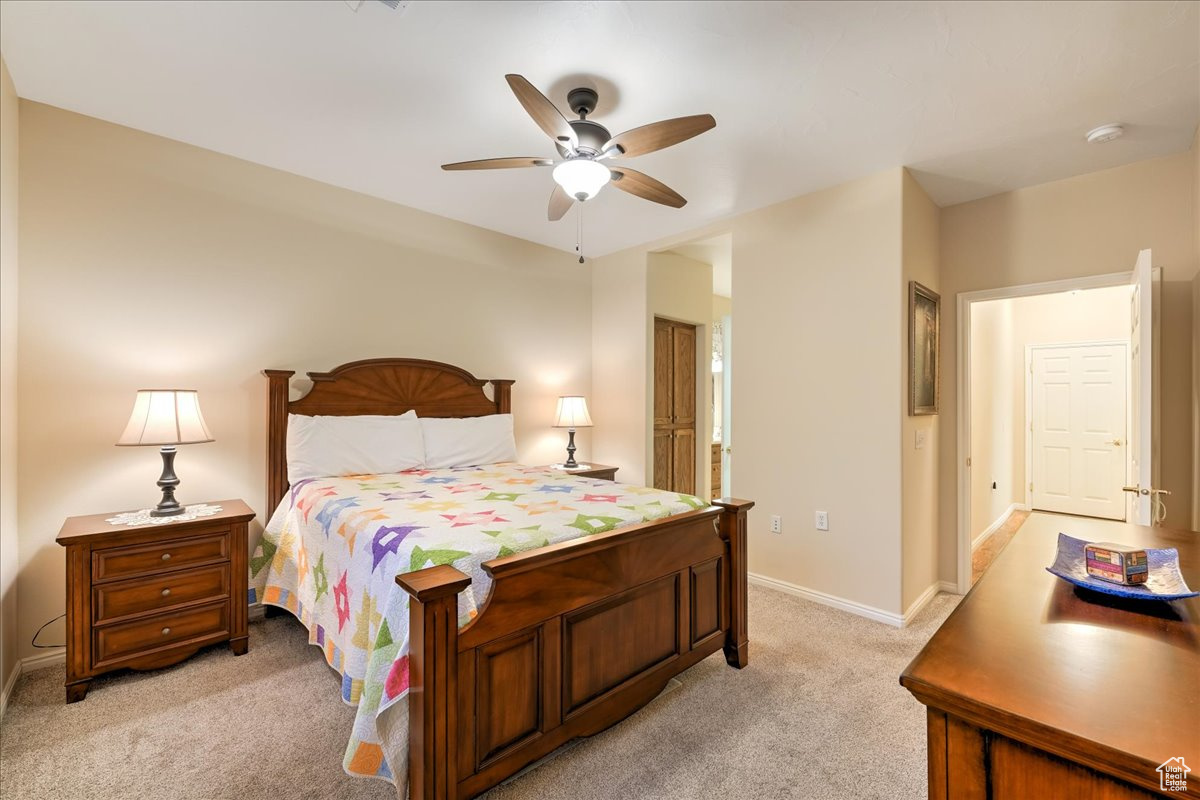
[
  {"x1": 1029, "y1": 482, "x2": 1034, "y2": 493},
  {"x1": 966, "y1": 457, "x2": 972, "y2": 467}
]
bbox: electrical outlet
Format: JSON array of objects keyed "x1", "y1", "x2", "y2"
[
  {"x1": 815, "y1": 510, "x2": 829, "y2": 531},
  {"x1": 770, "y1": 515, "x2": 782, "y2": 534}
]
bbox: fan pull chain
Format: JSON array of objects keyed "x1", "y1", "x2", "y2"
[{"x1": 577, "y1": 203, "x2": 585, "y2": 264}]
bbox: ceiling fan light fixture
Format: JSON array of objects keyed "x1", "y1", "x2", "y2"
[{"x1": 552, "y1": 159, "x2": 611, "y2": 201}]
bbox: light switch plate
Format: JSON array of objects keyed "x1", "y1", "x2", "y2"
[{"x1": 915, "y1": 429, "x2": 927, "y2": 450}]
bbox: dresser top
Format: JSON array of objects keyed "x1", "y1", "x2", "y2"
[
  {"x1": 901, "y1": 512, "x2": 1199, "y2": 780},
  {"x1": 57, "y1": 499, "x2": 256, "y2": 545}
]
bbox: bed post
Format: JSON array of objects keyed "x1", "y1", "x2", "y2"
[
  {"x1": 263, "y1": 370, "x2": 295, "y2": 515},
  {"x1": 396, "y1": 564, "x2": 472, "y2": 800},
  {"x1": 490, "y1": 379, "x2": 515, "y2": 414},
  {"x1": 714, "y1": 498, "x2": 754, "y2": 669}
]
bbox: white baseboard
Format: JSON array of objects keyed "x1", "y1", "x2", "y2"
[
  {"x1": 971, "y1": 503, "x2": 1023, "y2": 550},
  {"x1": 938, "y1": 580, "x2": 960, "y2": 595},
  {"x1": 749, "y1": 572, "x2": 905, "y2": 628},
  {"x1": 1, "y1": 648, "x2": 65, "y2": 717},
  {"x1": 0, "y1": 660, "x2": 21, "y2": 719},
  {"x1": 249, "y1": 603, "x2": 266, "y2": 622},
  {"x1": 22, "y1": 648, "x2": 65, "y2": 672},
  {"x1": 901, "y1": 582, "x2": 941, "y2": 626}
]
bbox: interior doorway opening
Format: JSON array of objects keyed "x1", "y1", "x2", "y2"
[
  {"x1": 665, "y1": 233, "x2": 733, "y2": 501},
  {"x1": 957, "y1": 258, "x2": 1158, "y2": 590}
]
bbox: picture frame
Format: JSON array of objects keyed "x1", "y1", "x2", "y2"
[{"x1": 909, "y1": 281, "x2": 940, "y2": 416}]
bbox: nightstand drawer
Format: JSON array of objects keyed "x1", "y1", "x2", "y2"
[
  {"x1": 94, "y1": 601, "x2": 229, "y2": 666},
  {"x1": 93, "y1": 564, "x2": 230, "y2": 624},
  {"x1": 92, "y1": 531, "x2": 230, "y2": 582}
]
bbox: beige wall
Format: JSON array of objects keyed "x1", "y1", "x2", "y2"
[
  {"x1": 970, "y1": 287, "x2": 1132, "y2": 539},
  {"x1": 1, "y1": 57, "x2": 20, "y2": 700},
  {"x1": 594, "y1": 169, "x2": 909, "y2": 616},
  {"x1": 1192, "y1": 127, "x2": 1200, "y2": 529},
  {"x1": 648, "y1": 252, "x2": 713, "y2": 498},
  {"x1": 15, "y1": 102, "x2": 592, "y2": 662},
  {"x1": 712, "y1": 294, "x2": 732, "y2": 322},
  {"x1": 969, "y1": 300, "x2": 1015, "y2": 539},
  {"x1": 591, "y1": 248, "x2": 648, "y2": 485},
  {"x1": 940, "y1": 151, "x2": 1197, "y2": 581},
  {"x1": 731, "y1": 169, "x2": 905, "y2": 614},
  {"x1": 900, "y1": 171, "x2": 941, "y2": 610}
]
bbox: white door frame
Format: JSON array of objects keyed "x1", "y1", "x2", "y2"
[
  {"x1": 1023, "y1": 340, "x2": 1130, "y2": 517},
  {"x1": 956, "y1": 271, "x2": 1131, "y2": 594}
]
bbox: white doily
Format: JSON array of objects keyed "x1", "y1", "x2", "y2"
[{"x1": 106, "y1": 503, "x2": 224, "y2": 527}]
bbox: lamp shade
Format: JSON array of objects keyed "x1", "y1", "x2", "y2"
[
  {"x1": 551, "y1": 159, "x2": 611, "y2": 201},
  {"x1": 117, "y1": 390, "x2": 214, "y2": 446},
  {"x1": 553, "y1": 396, "x2": 593, "y2": 428}
]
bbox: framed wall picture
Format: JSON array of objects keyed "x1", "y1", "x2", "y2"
[{"x1": 909, "y1": 281, "x2": 940, "y2": 415}]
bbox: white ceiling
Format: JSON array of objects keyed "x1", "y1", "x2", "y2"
[{"x1": 2, "y1": 1, "x2": 1197, "y2": 257}]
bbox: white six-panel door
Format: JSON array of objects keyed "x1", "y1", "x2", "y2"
[{"x1": 1029, "y1": 343, "x2": 1128, "y2": 520}]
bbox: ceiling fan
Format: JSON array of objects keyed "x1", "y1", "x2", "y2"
[{"x1": 442, "y1": 75, "x2": 716, "y2": 222}]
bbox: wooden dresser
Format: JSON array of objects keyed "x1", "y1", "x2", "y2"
[
  {"x1": 56, "y1": 500, "x2": 255, "y2": 702},
  {"x1": 901, "y1": 513, "x2": 1199, "y2": 799}
]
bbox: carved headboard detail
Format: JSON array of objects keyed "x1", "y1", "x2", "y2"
[{"x1": 263, "y1": 358, "x2": 514, "y2": 514}]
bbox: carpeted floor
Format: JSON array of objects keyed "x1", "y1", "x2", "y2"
[{"x1": 0, "y1": 585, "x2": 958, "y2": 800}]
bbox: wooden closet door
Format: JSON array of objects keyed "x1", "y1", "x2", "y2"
[
  {"x1": 653, "y1": 320, "x2": 674, "y2": 429},
  {"x1": 672, "y1": 324, "x2": 696, "y2": 428},
  {"x1": 672, "y1": 428, "x2": 695, "y2": 493},
  {"x1": 652, "y1": 318, "x2": 697, "y2": 496},
  {"x1": 652, "y1": 429, "x2": 673, "y2": 491}
]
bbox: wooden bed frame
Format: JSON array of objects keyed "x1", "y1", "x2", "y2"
[{"x1": 264, "y1": 358, "x2": 753, "y2": 800}]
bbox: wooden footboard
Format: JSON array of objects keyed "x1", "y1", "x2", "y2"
[{"x1": 397, "y1": 498, "x2": 753, "y2": 800}]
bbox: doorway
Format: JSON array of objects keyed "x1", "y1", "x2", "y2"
[{"x1": 957, "y1": 260, "x2": 1157, "y2": 592}]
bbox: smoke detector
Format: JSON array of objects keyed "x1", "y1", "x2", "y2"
[{"x1": 1086, "y1": 124, "x2": 1124, "y2": 144}]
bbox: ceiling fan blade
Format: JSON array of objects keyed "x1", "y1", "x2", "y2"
[
  {"x1": 603, "y1": 114, "x2": 715, "y2": 158},
  {"x1": 610, "y1": 168, "x2": 687, "y2": 208},
  {"x1": 548, "y1": 184, "x2": 575, "y2": 221},
  {"x1": 441, "y1": 157, "x2": 553, "y2": 171},
  {"x1": 506, "y1": 74, "x2": 578, "y2": 150}
]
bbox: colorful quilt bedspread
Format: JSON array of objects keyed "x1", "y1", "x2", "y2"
[{"x1": 249, "y1": 463, "x2": 705, "y2": 791}]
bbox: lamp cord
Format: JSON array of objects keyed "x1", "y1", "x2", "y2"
[{"x1": 32, "y1": 613, "x2": 66, "y2": 648}]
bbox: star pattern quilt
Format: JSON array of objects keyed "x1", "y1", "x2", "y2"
[{"x1": 249, "y1": 463, "x2": 706, "y2": 791}]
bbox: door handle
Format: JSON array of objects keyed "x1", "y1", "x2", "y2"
[
  {"x1": 1106, "y1": 439, "x2": 1123, "y2": 446},
  {"x1": 1122, "y1": 486, "x2": 1147, "y2": 495}
]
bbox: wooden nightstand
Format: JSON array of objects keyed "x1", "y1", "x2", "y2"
[
  {"x1": 547, "y1": 463, "x2": 619, "y2": 481},
  {"x1": 56, "y1": 499, "x2": 255, "y2": 703}
]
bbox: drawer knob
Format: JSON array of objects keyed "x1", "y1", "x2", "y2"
[
  {"x1": 161, "y1": 588, "x2": 171, "y2": 597},
  {"x1": 161, "y1": 627, "x2": 171, "y2": 636},
  {"x1": 161, "y1": 553, "x2": 171, "y2": 561}
]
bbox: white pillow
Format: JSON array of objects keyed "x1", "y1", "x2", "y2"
[
  {"x1": 420, "y1": 414, "x2": 517, "y2": 469},
  {"x1": 287, "y1": 411, "x2": 425, "y2": 483}
]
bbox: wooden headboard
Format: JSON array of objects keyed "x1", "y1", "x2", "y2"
[{"x1": 263, "y1": 358, "x2": 515, "y2": 514}]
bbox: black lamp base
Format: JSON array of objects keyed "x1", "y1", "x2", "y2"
[
  {"x1": 150, "y1": 446, "x2": 185, "y2": 517},
  {"x1": 563, "y1": 428, "x2": 579, "y2": 469}
]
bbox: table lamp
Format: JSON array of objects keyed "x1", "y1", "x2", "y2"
[
  {"x1": 553, "y1": 396, "x2": 593, "y2": 469},
  {"x1": 117, "y1": 389, "x2": 214, "y2": 516}
]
